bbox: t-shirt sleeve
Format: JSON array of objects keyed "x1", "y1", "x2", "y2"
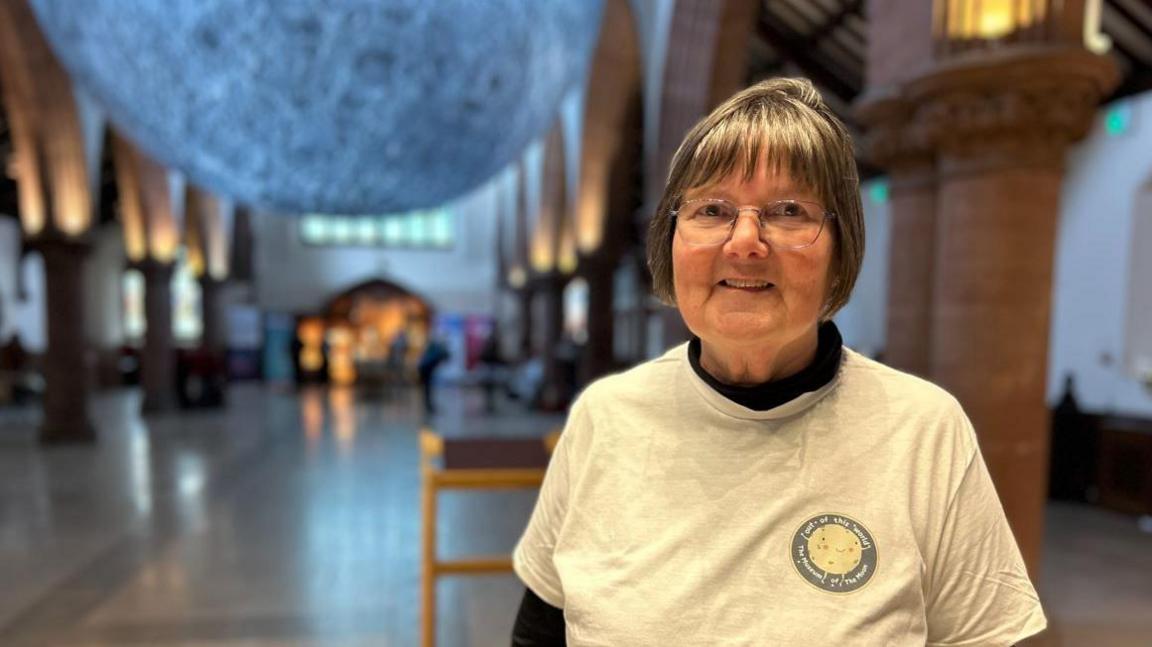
[
  {"x1": 513, "y1": 394, "x2": 587, "y2": 609},
  {"x1": 925, "y1": 415, "x2": 1048, "y2": 646}
]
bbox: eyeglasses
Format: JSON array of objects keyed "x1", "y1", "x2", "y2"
[{"x1": 671, "y1": 198, "x2": 835, "y2": 249}]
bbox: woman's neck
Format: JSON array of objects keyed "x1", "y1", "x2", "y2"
[{"x1": 697, "y1": 326, "x2": 820, "y2": 385}]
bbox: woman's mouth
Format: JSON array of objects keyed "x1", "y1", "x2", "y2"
[{"x1": 719, "y1": 279, "x2": 774, "y2": 291}]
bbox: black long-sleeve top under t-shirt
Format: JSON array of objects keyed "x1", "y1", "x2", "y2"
[{"x1": 510, "y1": 323, "x2": 844, "y2": 646}]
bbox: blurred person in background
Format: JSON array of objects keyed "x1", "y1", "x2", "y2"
[{"x1": 418, "y1": 335, "x2": 450, "y2": 416}]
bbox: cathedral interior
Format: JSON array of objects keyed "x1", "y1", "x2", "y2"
[{"x1": 1, "y1": 0, "x2": 1152, "y2": 645}]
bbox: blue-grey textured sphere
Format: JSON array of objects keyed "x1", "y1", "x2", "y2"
[{"x1": 30, "y1": 0, "x2": 602, "y2": 213}]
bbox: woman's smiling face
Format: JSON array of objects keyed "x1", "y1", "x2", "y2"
[{"x1": 671, "y1": 163, "x2": 836, "y2": 352}]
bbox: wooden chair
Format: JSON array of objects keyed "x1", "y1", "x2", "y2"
[{"x1": 419, "y1": 428, "x2": 560, "y2": 647}]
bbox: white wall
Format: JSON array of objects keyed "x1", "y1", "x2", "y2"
[
  {"x1": 253, "y1": 181, "x2": 501, "y2": 317},
  {"x1": 83, "y1": 224, "x2": 127, "y2": 349},
  {"x1": 0, "y1": 219, "x2": 46, "y2": 351},
  {"x1": 1050, "y1": 90, "x2": 1152, "y2": 417},
  {"x1": 0, "y1": 218, "x2": 21, "y2": 343},
  {"x1": 16, "y1": 253, "x2": 45, "y2": 352},
  {"x1": 1126, "y1": 187, "x2": 1152, "y2": 382}
]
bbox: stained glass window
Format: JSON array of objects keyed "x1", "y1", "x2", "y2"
[
  {"x1": 298, "y1": 209, "x2": 455, "y2": 249},
  {"x1": 123, "y1": 269, "x2": 146, "y2": 341},
  {"x1": 121, "y1": 248, "x2": 202, "y2": 345},
  {"x1": 172, "y1": 249, "x2": 202, "y2": 343}
]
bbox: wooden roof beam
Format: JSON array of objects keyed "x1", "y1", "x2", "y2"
[
  {"x1": 1106, "y1": 0, "x2": 1152, "y2": 49},
  {"x1": 804, "y1": 0, "x2": 865, "y2": 47},
  {"x1": 756, "y1": 16, "x2": 860, "y2": 101}
]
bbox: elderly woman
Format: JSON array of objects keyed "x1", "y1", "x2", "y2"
[{"x1": 511, "y1": 78, "x2": 1045, "y2": 645}]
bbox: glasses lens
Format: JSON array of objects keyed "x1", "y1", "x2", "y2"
[
  {"x1": 678, "y1": 199, "x2": 736, "y2": 245},
  {"x1": 764, "y1": 201, "x2": 823, "y2": 248},
  {"x1": 765, "y1": 200, "x2": 813, "y2": 226}
]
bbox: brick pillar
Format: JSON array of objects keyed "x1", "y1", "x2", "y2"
[
  {"x1": 139, "y1": 259, "x2": 175, "y2": 412},
  {"x1": 910, "y1": 49, "x2": 1117, "y2": 575},
  {"x1": 37, "y1": 238, "x2": 95, "y2": 444}
]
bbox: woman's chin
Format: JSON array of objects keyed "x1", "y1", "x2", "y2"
[{"x1": 701, "y1": 313, "x2": 784, "y2": 345}]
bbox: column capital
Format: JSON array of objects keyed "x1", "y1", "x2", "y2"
[
  {"x1": 527, "y1": 271, "x2": 569, "y2": 293},
  {"x1": 906, "y1": 47, "x2": 1118, "y2": 171},
  {"x1": 24, "y1": 230, "x2": 93, "y2": 256},
  {"x1": 132, "y1": 257, "x2": 176, "y2": 278},
  {"x1": 854, "y1": 90, "x2": 935, "y2": 174},
  {"x1": 197, "y1": 275, "x2": 227, "y2": 289},
  {"x1": 576, "y1": 247, "x2": 622, "y2": 277}
]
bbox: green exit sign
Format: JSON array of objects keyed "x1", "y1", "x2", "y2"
[
  {"x1": 1104, "y1": 102, "x2": 1132, "y2": 137},
  {"x1": 868, "y1": 180, "x2": 889, "y2": 204}
]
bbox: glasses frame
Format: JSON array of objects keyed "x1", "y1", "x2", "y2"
[{"x1": 671, "y1": 198, "x2": 837, "y2": 250}]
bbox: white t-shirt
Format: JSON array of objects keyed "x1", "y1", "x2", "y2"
[{"x1": 514, "y1": 344, "x2": 1047, "y2": 646}]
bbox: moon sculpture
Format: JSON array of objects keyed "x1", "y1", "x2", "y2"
[{"x1": 30, "y1": 0, "x2": 602, "y2": 213}]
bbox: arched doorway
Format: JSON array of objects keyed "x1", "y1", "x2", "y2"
[{"x1": 295, "y1": 278, "x2": 433, "y2": 387}]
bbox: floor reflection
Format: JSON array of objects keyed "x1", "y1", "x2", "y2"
[
  {"x1": 301, "y1": 386, "x2": 325, "y2": 449},
  {"x1": 328, "y1": 387, "x2": 358, "y2": 457}
]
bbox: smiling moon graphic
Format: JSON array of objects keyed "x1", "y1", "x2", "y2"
[{"x1": 806, "y1": 523, "x2": 862, "y2": 575}]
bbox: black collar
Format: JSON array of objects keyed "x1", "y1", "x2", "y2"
[{"x1": 687, "y1": 321, "x2": 843, "y2": 411}]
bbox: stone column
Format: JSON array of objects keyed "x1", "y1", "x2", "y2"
[
  {"x1": 857, "y1": 94, "x2": 937, "y2": 376},
  {"x1": 910, "y1": 49, "x2": 1116, "y2": 574},
  {"x1": 537, "y1": 273, "x2": 567, "y2": 410},
  {"x1": 630, "y1": 252, "x2": 652, "y2": 361},
  {"x1": 580, "y1": 256, "x2": 615, "y2": 384},
  {"x1": 139, "y1": 259, "x2": 176, "y2": 412},
  {"x1": 196, "y1": 276, "x2": 229, "y2": 408},
  {"x1": 199, "y1": 277, "x2": 226, "y2": 353},
  {"x1": 37, "y1": 237, "x2": 95, "y2": 444},
  {"x1": 517, "y1": 287, "x2": 534, "y2": 361}
]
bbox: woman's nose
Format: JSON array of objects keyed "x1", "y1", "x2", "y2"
[{"x1": 725, "y1": 212, "x2": 768, "y2": 256}]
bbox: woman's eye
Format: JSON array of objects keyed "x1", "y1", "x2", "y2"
[
  {"x1": 774, "y1": 202, "x2": 807, "y2": 219},
  {"x1": 695, "y1": 204, "x2": 729, "y2": 219}
]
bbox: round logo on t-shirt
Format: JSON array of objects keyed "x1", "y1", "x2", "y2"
[{"x1": 790, "y1": 513, "x2": 877, "y2": 593}]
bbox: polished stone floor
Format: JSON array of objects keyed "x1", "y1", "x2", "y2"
[{"x1": 0, "y1": 384, "x2": 1149, "y2": 646}]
